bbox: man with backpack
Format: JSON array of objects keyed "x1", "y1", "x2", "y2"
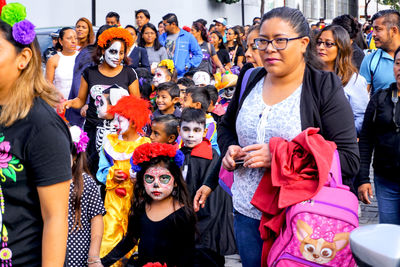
[{"x1": 360, "y1": 10, "x2": 400, "y2": 95}]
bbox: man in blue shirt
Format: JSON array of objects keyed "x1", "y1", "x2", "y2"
[
  {"x1": 360, "y1": 10, "x2": 400, "y2": 95},
  {"x1": 159, "y1": 13, "x2": 203, "y2": 77}
]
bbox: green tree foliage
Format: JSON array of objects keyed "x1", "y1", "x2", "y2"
[{"x1": 378, "y1": 0, "x2": 400, "y2": 11}]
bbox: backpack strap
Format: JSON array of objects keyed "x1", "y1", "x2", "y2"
[
  {"x1": 369, "y1": 49, "x2": 383, "y2": 95},
  {"x1": 239, "y1": 68, "x2": 255, "y2": 102},
  {"x1": 138, "y1": 48, "x2": 142, "y2": 67}
]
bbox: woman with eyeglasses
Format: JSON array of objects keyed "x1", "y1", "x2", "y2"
[
  {"x1": 138, "y1": 23, "x2": 167, "y2": 74},
  {"x1": 316, "y1": 25, "x2": 369, "y2": 135},
  {"x1": 356, "y1": 46, "x2": 400, "y2": 225},
  {"x1": 218, "y1": 7, "x2": 359, "y2": 266}
]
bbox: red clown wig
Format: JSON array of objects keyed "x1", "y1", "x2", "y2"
[{"x1": 108, "y1": 95, "x2": 151, "y2": 135}]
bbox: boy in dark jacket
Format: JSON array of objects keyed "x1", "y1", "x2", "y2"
[{"x1": 180, "y1": 108, "x2": 236, "y2": 267}]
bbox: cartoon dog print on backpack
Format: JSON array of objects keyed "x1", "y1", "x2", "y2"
[{"x1": 296, "y1": 219, "x2": 350, "y2": 264}]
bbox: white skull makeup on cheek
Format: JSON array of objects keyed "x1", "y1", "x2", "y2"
[
  {"x1": 104, "y1": 41, "x2": 122, "y2": 68},
  {"x1": 153, "y1": 68, "x2": 167, "y2": 87},
  {"x1": 144, "y1": 166, "x2": 175, "y2": 201},
  {"x1": 180, "y1": 121, "x2": 204, "y2": 148},
  {"x1": 114, "y1": 114, "x2": 130, "y2": 135}
]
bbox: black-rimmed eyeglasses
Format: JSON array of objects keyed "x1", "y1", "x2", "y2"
[
  {"x1": 254, "y1": 36, "x2": 304, "y2": 50},
  {"x1": 316, "y1": 40, "x2": 336, "y2": 48}
]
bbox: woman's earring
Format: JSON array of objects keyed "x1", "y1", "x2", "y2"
[
  {"x1": 172, "y1": 187, "x2": 177, "y2": 197},
  {"x1": 19, "y1": 64, "x2": 25, "y2": 69}
]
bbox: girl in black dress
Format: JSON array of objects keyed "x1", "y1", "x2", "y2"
[
  {"x1": 65, "y1": 126, "x2": 105, "y2": 267},
  {"x1": 101, "y1": 143, "x2": 196, "y2": 267}
]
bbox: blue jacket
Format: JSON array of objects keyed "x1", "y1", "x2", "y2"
[{"x1": 159, "y1": 29, "x2": 203, "y2": 77}]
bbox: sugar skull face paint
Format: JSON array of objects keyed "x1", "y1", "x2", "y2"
[
  {"x1": 144, "y1": 166, "x2": 175, "y2": 201},
  {"x1": 153, "y1": 67, "x2": 168, "y2": 87},
  {"x1": 180, "y1": 121, "x2": 204, "y2": 148},
  {"x1": 104, "y1": 41, "x2": 123, "y2": 68},
  {"x1": 114, "y1": 113, "x2": 130, "y2": 135}
]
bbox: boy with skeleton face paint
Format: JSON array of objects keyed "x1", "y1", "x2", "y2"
[
  {"x1": 96, "y1": 95, "x2": 151, "y2": 261},
  {"x1": 179, "y1": 108, "x2": 237, "y2": 264}
]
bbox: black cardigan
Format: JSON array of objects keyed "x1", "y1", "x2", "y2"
[
  {"x1": 217, "y1": 65, "x2": 360, "y2": 191},
  {"x1": 357, "y1": 83, "x2": 400, "y2": 186}
]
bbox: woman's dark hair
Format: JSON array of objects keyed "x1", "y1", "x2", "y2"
[
  {"x1": 139, "y1": 23, "x2": 162, "y2": 51},
  {"x1": 226, "y1": 27, "x2": 243, "y2": 48},
  {"x1": 261, "y1": 7, "x2": 324, "y2": 70},
  {"x1": 125, "y1": 156, "x2": 196, "y2": 242},
  {"x1": 192, "y1": 21, "x2": 208, "y2": 42},
  {"x1": 125, "y1": 24, "x2": 138, "y2": 35},
  {"x1": 247, "y1": 25, "x2": 260, "y2": 38},
  {"x1": 395, "y1": 46, "x2": 400, "y2": 59},
  {"x1": 70, "y1": 146, "x2": 91, "y2": 231},
  {"x1": 211, "y1": 31, "x2": 225, "y2": 50},
  {"x1": 205, "y1": 85, "x2": 218, "y2": 105},
  {"x1": 316, "y1": 25, "x2": 357, "y2": 87},
  {"x1": 55, "y1": 27, "x2": 74, "y2": 51},
  {"x1": 332, "y1": 14, "x2": 359, "y2": 40}
]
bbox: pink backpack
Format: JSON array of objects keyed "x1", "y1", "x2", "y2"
[{"x1": 267, "y1": 151, "x2": 359, "y2": 267}]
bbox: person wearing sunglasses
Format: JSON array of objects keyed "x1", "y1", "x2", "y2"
[
  {"x1": 316, "y1": 24, "x2": 369, "y2": 136},
  {"x1": 218, "y1": 7, "x2": 359, "y2": 266}
]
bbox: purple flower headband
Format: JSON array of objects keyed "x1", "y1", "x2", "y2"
[
  {"x1": 69, "y1": 126, "x2": 90, "y2": 154},
  {"x1": 1, "y1": 3, "x2": 36, "y2": 45}
]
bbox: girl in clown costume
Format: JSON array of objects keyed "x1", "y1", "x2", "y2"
[{"x1": 97, "y1": 95, "x2": 151, "y2": 265}]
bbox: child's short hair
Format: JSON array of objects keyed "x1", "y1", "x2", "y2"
[
  {"x1": 180, "y1": 108, "x2": 206, "y2": 127},
  {"x1": 156, "y1": 82, "x2": 180, "y2": 99},
  {"x1": 186, "y1": 86, "x2": 210, "y2": 112},
  {"x1": 177, "y1": 77, "x2": 195, "y2": 88},
  {"x1": 152, "y1": 114, "x2": 179, "y2": 138},
  {"x1": 204, "y1": 85, "x2": 218, "y2": 105},
  {"x1": 183, "y1": 69, "x2": 196, "y2": 79}
]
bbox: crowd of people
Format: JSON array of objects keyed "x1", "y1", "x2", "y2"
[{"x1": 1, "y1": 1, "x2": 400, "y2": 266}]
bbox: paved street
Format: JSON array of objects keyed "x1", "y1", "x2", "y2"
[{"x1": 224, "y1": 178, "x2": 379, "y2": 266}]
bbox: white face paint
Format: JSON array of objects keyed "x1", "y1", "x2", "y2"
[
  {"x1": 180, "y1": 121, "x2": 204, "y2": 148},
  {"x1": 153, "y1": 67, "x2": 167, "y2": 87},
  {"x1": 114, "y1": 113, "x2": 130, "y2": 135},
  {"x1": 144, "y1": 166, "x2": 175, "y2": 201},
  {"x1": 104, "y1": 41, "x2": 122, "y2": 68}
]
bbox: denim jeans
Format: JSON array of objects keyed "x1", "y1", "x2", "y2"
[
  {"x1": 374, "y1": 174, "x2": 400, "y2": 225},
  {"x1": 233, "y1": 210, "x2": 263, "y2": 267}
]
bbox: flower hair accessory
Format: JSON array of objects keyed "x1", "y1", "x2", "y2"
[
  {"x1": 1, "y1": 3, "x2": 36, "y2": 45},
  {"x1": 158, "y1": 59, "x2": 175, "y2": 75},
  {"x1": 97, "y1": 27, "x2": 134, "y2": 48},
  {"x1": 69, "y1": 126, "x2": 89, "y2": 153},
  {"x1": 131, "y1": 143, "x2": 184, "y2": 172}
]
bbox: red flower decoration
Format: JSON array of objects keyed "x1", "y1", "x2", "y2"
[
  {"x1": 143, "y1": 262, "x2": 167, "y2": 267},
  {"x1": 132, "y1": 143, "x2": 177, "y2": 165}
]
